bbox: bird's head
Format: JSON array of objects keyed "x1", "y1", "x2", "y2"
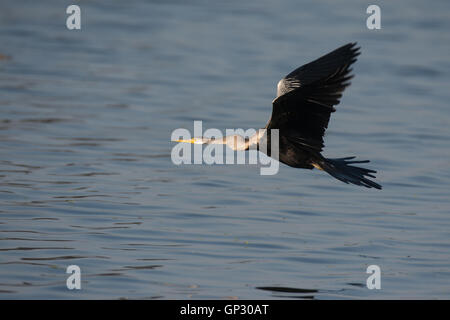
[{"x1": 172, "y1": 137, "x2": 208, "y2": 144}]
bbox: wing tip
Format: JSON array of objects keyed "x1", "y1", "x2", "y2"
[{"x1": 346, "y1": 42, "x2": 361, "y2": 57}]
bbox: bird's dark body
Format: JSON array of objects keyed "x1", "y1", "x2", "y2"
[
  {"x1": 264, "y1": 134, "x2": 314, "y2": 169},
  {"x1": 263, "y1": 43, "x2": 382, "y2": 189}
]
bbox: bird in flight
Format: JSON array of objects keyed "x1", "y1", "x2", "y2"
[{"x1": 175, "y1": 43, "x2": 382, "y2": 189}]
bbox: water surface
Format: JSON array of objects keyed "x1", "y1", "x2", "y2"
[{"x1": 1, "y1": 0, "x2": 450, "y2": 299}]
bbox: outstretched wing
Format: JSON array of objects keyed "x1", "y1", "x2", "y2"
[{"x1": 266, "y1": 43, "x2": 360, "y2": 154}]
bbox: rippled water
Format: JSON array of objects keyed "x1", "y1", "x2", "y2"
[{"x1": 1, "y1": 0, "x2": 450, "y2": 299}]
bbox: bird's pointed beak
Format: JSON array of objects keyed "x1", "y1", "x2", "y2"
[{"x1": 172, "y1": 138, "x2": 195, "y2": 144}]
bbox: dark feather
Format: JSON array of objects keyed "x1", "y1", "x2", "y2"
[
  {"x1": 263, "y1": 43, "x2": 381, "y2": 189},
  {"x1": 267, "y1": 42, "x2": 360, "y2": 154}
]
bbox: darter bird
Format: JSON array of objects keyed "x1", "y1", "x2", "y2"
[{"x1": 175, "y1": 43, "x2": 382, "y2": 189}]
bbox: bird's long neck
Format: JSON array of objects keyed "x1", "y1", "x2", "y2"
[{"x1": 218, "y1": 129, "x2": 266, "y2": 151}]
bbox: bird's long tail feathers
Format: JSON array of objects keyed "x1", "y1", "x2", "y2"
[{"x1": 314, "y1": 157, "x2": 382, "y2": 190}]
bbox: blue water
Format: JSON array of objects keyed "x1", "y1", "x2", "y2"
[{"x1": 1, "y1": 0, "x2": 450, "y2": 299}]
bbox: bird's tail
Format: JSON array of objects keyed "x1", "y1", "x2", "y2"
[{"x1": 313, "y1": 156, "x2": 382, "y2": 190}]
